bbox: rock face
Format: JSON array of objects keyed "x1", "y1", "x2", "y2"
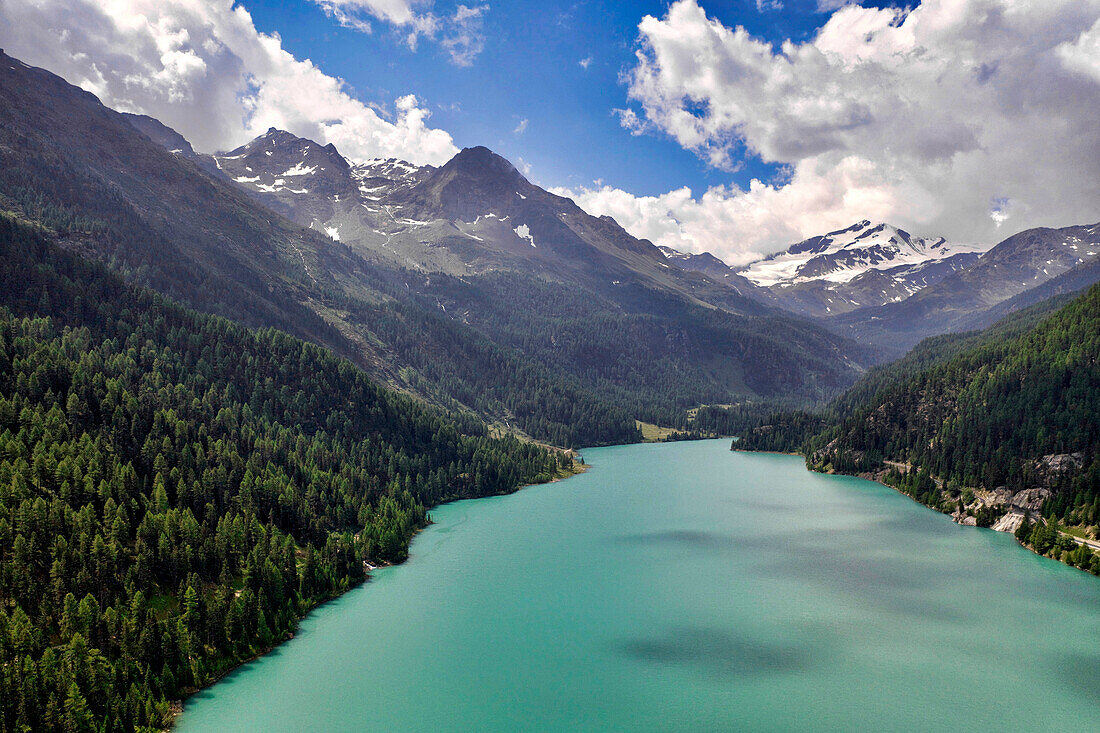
[
  {"x1": 991, "y1": 512, "x2": 1025, "y2": 533},
  {"x1": 1033, "y1": 453, "x2": 1085, "y2": 487},
  {"x1": 1009, "y1": 488, "x2": 1054, "y2": 514}
]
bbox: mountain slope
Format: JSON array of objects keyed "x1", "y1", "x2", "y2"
[
  {"x1": 0, "y1": 51, "x2": 876, "y2": 447},
  {"x1": 952, "y1": 251, "x2": 1100, "y2": 333},
  {"x1": 0, "y1": 52, "x2": 653, "y2": 445},
  {"x1": 205, "y1": 127, "x2": 878, "y2": 412},
  {"x1": 815, "y1": 283, "x2": 1099, "y2": 517},
  {"x1": 733, "y1": 220, "x2": 985, "y2": 317},
  {"x1": 658, "y1": 245, "x2": 780, "y2": 303},
  {"x1": 0, "y1": 50, "x2": 363, "y2": 352},
  {"x1": 740, "y1": 220, "x2": 979, "y2": 286},
  {"x1": 217, "y1": 133, "x2": 782, "y2": 317}
]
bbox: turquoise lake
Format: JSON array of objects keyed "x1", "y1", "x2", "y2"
[{"x1": 178, "y1": 440, "x2": 1100, "y2": 731}]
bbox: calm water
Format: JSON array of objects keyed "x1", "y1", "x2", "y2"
[{"x1": 179, "y1": 440, "x2": 1100, "y2": 731}]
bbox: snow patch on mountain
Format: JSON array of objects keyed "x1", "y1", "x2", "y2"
[
  {"x1": 281, "y1": 162, "x2": 316, "y2": 176},
  {"x1": 514, "y1": 224, "x2": 535, "y2": 247},
  {"x1": 739, "y1": 221, "x2": 986, "y2": 287}
]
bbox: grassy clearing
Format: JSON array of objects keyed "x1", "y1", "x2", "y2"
[
  {"x1": 635, "y1": 420, "x2": 689, "y2": 442},
  {"x1": 1061, "y1": 524, "x2": 1094, "y2": 540}
]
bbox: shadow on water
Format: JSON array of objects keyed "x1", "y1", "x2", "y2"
[
  {"x1": 1055, "y1": 653, "x2": 1100, "y2": 700},
  {"x1": 615, "y1": 624, "x2": 825, "y2": 679},
  {"x1": 615, "y1": 529, "x2": 747, "y2": 551},
  {"x1": 614, "y1": 527, "x2": 973, "y2": 624}
]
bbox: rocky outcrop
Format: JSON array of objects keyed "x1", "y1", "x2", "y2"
[
  {"x1": 1008, "y1": 487, "x2": 1053, "y2": 514},
  {"x1": 1032, "y1": 453, "x2": 1084, "y2": 487}
]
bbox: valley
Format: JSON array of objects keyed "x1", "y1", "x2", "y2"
[{"x1": 0, "y1": 2, "x2": 1098, "y2": 727}]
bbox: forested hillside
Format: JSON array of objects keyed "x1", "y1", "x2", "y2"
[
  {"x1": 737, "y1": 283, "x2": 1100, "y2": 570},
  {"x1": 0, "y1": 216, "x2": 569, "y2": 730}
]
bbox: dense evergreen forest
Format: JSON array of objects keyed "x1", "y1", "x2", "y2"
[
  {"x1": 736, "y1": 283, "x2": 1100, "y2": 571},
  {"x1": 0, "y1": 216, "x2": 571, "y2": 730}
]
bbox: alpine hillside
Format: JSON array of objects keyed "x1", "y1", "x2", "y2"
[{"x1": 666, "y1": 218, "x2": 1100, "y2": 353}]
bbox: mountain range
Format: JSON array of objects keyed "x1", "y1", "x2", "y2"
[
  {"x1": 664, "y1": 219, "x2": 1100, "y2": 351},
  {"x1": 0, "y1": 49, "x2": 878, "y2": 449},
  {"x1": 4, "y1": 47, "x2": 1095, "y2": 433},
  {"x1": 176, "y1": 108, "x2": 1100, "y2": 359}
]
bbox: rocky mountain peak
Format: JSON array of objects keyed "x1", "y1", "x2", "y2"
[
  {"x1": 391, "y1": 145, "x2": 531, "y2": 221},
  {"x1": 123, "y1": 113, "x2": 196, "y2": 157},
  {"x1": 739, "y1": 220, "x2": 979, "y2": 288},
  {"x1": 441, "y1": 145, "x2": 524, "y2": 184},
  {"x1": 214, "y1": 128, "x2": 353, "y2": 198}
]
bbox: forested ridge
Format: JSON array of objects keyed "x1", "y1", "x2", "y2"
[
  {"x1": 736, "y1": 283, "x2": 1100, "y2": 571},
  {"x1": 0, "y1": 216, "x2": 570, "y2": 731}
]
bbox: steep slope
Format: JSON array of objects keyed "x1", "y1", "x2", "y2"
[
  {"x1": 218, "y1": 134, "x2": 780, "y2": 316},
  {"x1": 0, "y1": 50, "x2": 362, "y2": 352},
  {"x1": 203, "y1": 128, "x2": 877, "y2": 411},
  {"x1": 658, "y1": 245, "x2": 780, "y2": 303},
  {"x1": 0, "y1": 53, "x2": 642, "y2": 446},
  {"x1": 122, "y1": 112, "x2": 225, "y2": 178},
  {"x1": 0, "y1": 215, "x2": 569, "y2": 731},
  {"x1": 740, "y1": 220, "x2": 980, "y2": 287},
  {"x1": 834, "y1": 222, "x2": 1100, "y2": 348},
  {"x1": 816, "y1": 283, "x2": 1099, "y2": 520},
  {"x1": 953, "y1": 251, "x2": 1100, "y2": 333}
]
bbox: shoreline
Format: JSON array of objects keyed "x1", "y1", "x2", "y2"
[
  {"x1": 732, "y1": 447, "x2": 800, "y2": 457},
  {"x1": 859, "y1": 470, "x2": 1100, "y2": 576},
  {"x1": 769, "y1": 449, "x2": 1100, "y2": 578},
  {"x1": 169, "y1": 458, "x2": 587, "y2": 729}
]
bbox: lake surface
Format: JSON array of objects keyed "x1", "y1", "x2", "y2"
[{"x1": 179, "y1": 440, "x2": 1100, "y2": 731}]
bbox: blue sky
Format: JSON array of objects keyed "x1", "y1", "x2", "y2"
[{"x1": 240, "y1": 0, "x2": 885, "y2": 195}]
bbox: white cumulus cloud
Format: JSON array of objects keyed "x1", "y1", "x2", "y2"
[
  {"x1": 589, "y1": 0, "x2": 1100, "y2": 262},
  {"x1": 0, "y1": 0, "x2": 459, "y2": 165}
]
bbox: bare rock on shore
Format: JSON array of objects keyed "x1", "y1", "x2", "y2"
[
  {"x1": 982, "y1": 486, "x2": 1015, "y2": 507},
  {"x1": 1008, "y1": 487, "x2": 1052, "y2": 514},
  {"x1": 991, "y1": 511, "x2": 1026, "y2": 534}
]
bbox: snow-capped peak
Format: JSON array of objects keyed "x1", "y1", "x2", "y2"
[{"x1": 739, "y1": 220, "x2": 985, "y2": 287}]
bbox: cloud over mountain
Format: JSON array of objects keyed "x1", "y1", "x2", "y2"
[
  {"x1": 0, "y1": 0, "x2": 459, "y2": 165},
  {"x1": 572, "y1": 0, "x2": 1100, "y2": 261}
]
